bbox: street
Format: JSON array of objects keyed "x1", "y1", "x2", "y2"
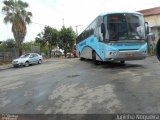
[{"x1": 0, "y1": 57, "x2": 160, "y2": 114}]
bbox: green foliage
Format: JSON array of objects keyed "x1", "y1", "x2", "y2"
[
  {"x1": 0, "y1": 38, "x2": 17, "y2": 51},
  {"x1": 35, "y1": 26, "x2": 76, "y2": 58},
  {"x1": 35, "y1": 33, "x2": 46, "y2": 47},
  {"x1": 158, "y1": 32, "x2": 160, "y2": 37},
  {"x1": 0, "y1": 42, "x2": 6, "y2": 51},
  {"x1": 36, "y1": 26, "x2": 59, "y2": 58},
  {"x1": 59, "y1": 26, "x2": 76, "y2": 57},
  {"x1": 23, "y1": 41, "x2": 41, "y2": 53},
  {"x1": 43, "y1": 26, "x2": 59, "y2": 46},
  {"x1": 2, "y1": 0, "x2": 32, "y2": 56},
  {"x1": 4, "y1": 38, "x2": 16, "y2": 48},
  {"x1": 23, "y1": 41, "x2": 32, "y2": 52}
]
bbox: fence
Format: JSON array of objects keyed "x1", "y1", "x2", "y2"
[{"x1": 0, "y1": 48, "x2": 18, "y2": 65}]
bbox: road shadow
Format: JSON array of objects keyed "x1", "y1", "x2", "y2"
[
  {"x1": 102, "y1": 62, "x2": 145, "y2": 69},
  {"x1": 84, "y1": 59, "x2": 146, "y2": 70}
]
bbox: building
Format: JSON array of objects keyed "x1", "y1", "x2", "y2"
[
  {"x1": 138, "y1": 7, "x2": 160, "y2": 55},
  {"x1": 139, "y1": 7, "x2": 160, "y2": 42}
]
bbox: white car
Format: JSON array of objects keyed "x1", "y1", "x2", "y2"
[{"x1": 12, "y1": 53, "x2": 43, "y2": 67}]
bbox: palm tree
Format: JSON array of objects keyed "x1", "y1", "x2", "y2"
[{"x1": 2, "y1": 0, "x2": 32, "y2": 56}]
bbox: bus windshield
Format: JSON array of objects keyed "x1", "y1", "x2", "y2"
[{"x1": 105, "y1": 13, "x2": 145, "y2": 41}]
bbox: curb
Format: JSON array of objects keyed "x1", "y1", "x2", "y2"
[
  {"x1": 0, "y1": 59, "x2": 50, "y2": 70},
  {"x1": 0, "y1": 64, "x2": 12, "y2": 70}
]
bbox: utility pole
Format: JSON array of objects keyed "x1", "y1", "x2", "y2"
[
  {"x1": 62, "y1": 18, "x2": 64, "y2": 27},
  {"x1": 75, "y1": 25, "x2": 83, "y2": 36},
  {"x1": 47, "y1": 34, "x2": 52, "y2": 58}
]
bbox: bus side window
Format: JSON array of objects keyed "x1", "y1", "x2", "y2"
[{"x1": 98, "y1": 27, "x2": 103, "y2": 41}]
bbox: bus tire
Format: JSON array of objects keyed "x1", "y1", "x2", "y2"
[
  {"x1": 92, "y1": 51, "x2": 99, "y2": 65},
  {"x1": 79, "y1": 52, "x2": 84, "y2": 61},
  {"x1": 156, "y1": 38, "x2": 160, "y2": 61},
  {"x1": 120, "y1": 61, "x2": 125, "y2": 64},
  {"x1": 80, "y1": 57, "x2": 85, "y2": 61}
]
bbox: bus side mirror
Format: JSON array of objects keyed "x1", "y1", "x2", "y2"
[
  {"x1": 145, "y1": 22, "x2": 149, "y2": 34},
  {"x1": 101, "y1": 23, "x2": 106, "y2": 38}
]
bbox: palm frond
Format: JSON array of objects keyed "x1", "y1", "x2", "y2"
[
  {"x1": 3, "y1": 12, "x2": 15, "y2": 23},
  {"x1": 3, "y1": 0, "x2": 15, "y2": 11},
  {"x1": 27, "y1": 12, "x2": 32, "y2": 17},
  {"x1": 2, "y1": 6, "x2": 10, "y2": 13},
  {"x1": 17, "y1": 0, "x2": 28, "y2": 9},
  {"x1": 25, "y1": 17, "x2": 31, "y2": 24}
]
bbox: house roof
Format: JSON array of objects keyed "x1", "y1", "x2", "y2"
[{"x1": 138, "y1": 7, "x2": 160, "y2": 16}]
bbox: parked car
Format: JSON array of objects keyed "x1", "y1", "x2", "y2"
[{"x1": 12, "y1": 53, "x2": 43, "y2": 67}]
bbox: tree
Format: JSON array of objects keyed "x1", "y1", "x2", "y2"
[
  {"x1": 23, "y1": 41, "x2": 32, "y2": 52},
  {"x1": 35, "y1": 33, "x2": 48, "y2": 53},
  {"x1": 59, "y1": 26, "x2": 76, "y2": 57},
  {"x1": 36, "y1": 26, "x2": 59, "y2": 58},
  {"x1": 23, "y1": 41, "x2": 40, "y2": 53},
  {"x1": 36, "y1": 33, "x2": 46, "y2": 47},
  {"x1": 0, "y1": 38, "x2": 16, "y2": 52},
  {"x1": 2, "y1": 0, "x2": 32, "y2": 56},
  {"x1": 3, "y1": 38, "x2": 16, "y2": 49}
]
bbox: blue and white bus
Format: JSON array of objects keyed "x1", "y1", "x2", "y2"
[{"x1": 76, "y1": 11, "x2": 149, "y2": 64}]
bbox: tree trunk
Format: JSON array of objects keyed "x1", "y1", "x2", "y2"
[
  {"x1": 18, "y1": 44, "x2": 23, "y2": 56},
  {"x1": 49, "y1": 49, "x2": 52, "y2": 58},
  {"x1": 48, "y1": 45, "x2": 52, "y2": 58},
  {"x1": 64, "y1": 50, "x2": 67, "y2": 58}
]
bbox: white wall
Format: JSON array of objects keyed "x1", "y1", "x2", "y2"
[
  {"x1": 144, "y1": 15, "x2": 160, "y2": 42},
  {"x1": 144, "y1": 15, "x2": 160, "y2": 27}
]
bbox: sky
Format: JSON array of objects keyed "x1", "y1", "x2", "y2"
[{"x1": 0, "y1": 0, "x2": 160, "y2": 42}]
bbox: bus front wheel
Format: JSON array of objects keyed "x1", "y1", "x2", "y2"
[
  {"x1": 120, "y1": 61, "x2": 125, "y2": 64},
  {"x1": 92, "y1": 51, "x2": 99, "y2": 65}
]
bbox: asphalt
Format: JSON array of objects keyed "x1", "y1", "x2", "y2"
[
  {"x1": 1, "y1": 56, "x2": 160, "y2": 114},
  {"x1": 0, "y1": 56, "x2": 159, "y2": 70}
]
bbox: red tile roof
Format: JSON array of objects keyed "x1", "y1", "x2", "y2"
[{"x1": 138, "y1": 7, "x2": 160, "y2": 16}]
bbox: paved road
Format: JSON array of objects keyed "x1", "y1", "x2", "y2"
[{"x1": 0, "y1": 57, "x2": 160, "y2": 114}]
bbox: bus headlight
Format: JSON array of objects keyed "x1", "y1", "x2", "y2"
[
  {"x1": 109, "y1": 51, "x2": 117, "y2": 55},
  {"x1": 113, "y1": 52, "x2": 117, "y2": 55}
]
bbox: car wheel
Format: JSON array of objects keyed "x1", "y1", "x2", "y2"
[
  {"x1": 25, "y1": 61, "x2": 29, "y2": 67},
  {"x1": 13, "y1": 65, "x2": 18, "y2": 68},
  {"x1": 38, "y1": 59, "x2": 42, "y2": 64}
]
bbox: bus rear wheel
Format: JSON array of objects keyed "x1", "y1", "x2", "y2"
[
  {"x1": 79, "y1": 52, "x2": 84, "y2": 61},
  {"x1": 80, "y1": 57, "x2": 85, "y2": 61}
]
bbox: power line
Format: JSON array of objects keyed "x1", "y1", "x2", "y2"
[
  {"x1": 1, "y1": 12, "x2": 49, "y2": 27},
  {"x1": 31, "y1": 22, "x2": 47, "y2": 26},
  {"x1": 150, "y1": 0, "x2": 160, "y2": 4}
]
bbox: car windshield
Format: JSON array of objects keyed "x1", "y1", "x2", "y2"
[{"x1": 20, "y1": 54, "x2": 30, "y2": 58}]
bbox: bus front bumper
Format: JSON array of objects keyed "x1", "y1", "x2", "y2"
[{"x1": 105, "y1": 50, "x2": 147, "y2": 61}]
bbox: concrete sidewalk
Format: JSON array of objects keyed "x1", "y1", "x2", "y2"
[{"x1": 0, "y1": 64, "x2": 12, "y2": 70}]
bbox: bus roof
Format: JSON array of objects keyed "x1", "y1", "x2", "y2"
[{"x1": 99, "y1": 11, "x2": 143, "y2": 16}]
